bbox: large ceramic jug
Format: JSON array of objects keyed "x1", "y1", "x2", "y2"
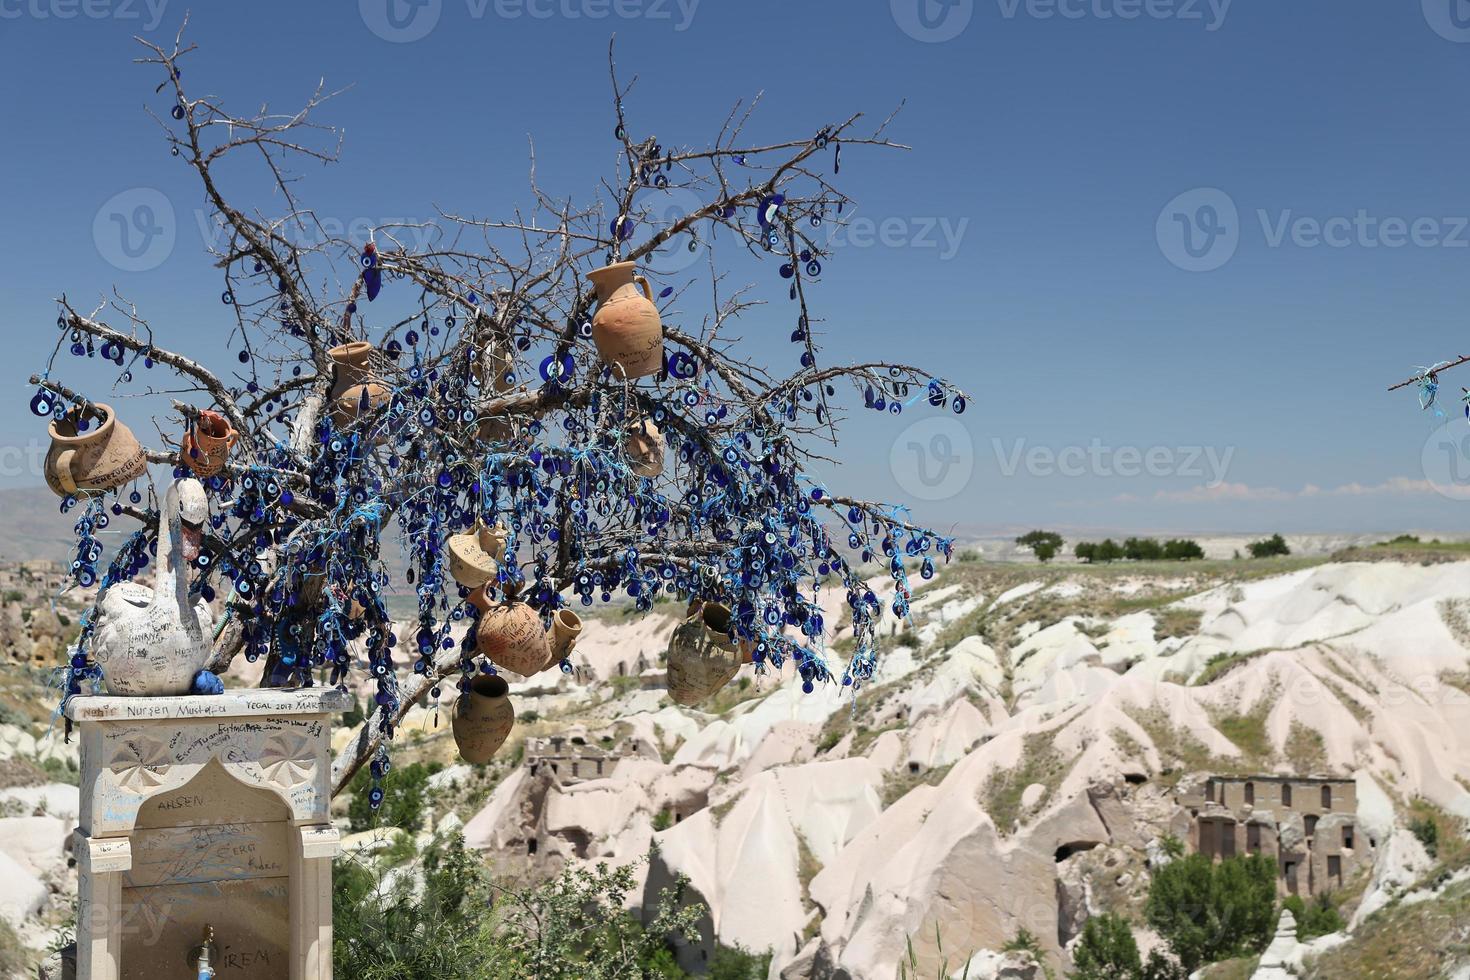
[
  {"x1": 448, "y1": 521, "x2": 508, "y2": 589},
  {"x1": 44, "y1": 403, "x2": 148, "y2": 498},
  {"x1": 666, "y1": 601, "x2": 750, "y2": 706},
  {"x1": 451, "y1": 674, "x2": 515, "y2": 764},
  {"x1": 328, "y1": 342, "x2": 391, "y2": 428},
  {"x1": 624, "y1": 419, "x2": 665, "y2": 478},
  {"x1": 546, "y1": 608, "x2": 583, "y2": 668},
  {"x1": 588, "y1": 261, "x2": 663, "y2": 379},
  {"x1": 471, "y1": 587, "x2": 552, "y2": 677}
]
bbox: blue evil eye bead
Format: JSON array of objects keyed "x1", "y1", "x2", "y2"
[
  {"x1": 29, "y1": 391, "x2": 54, "y2": 417},
  {"x1": 810, "y1": 215, "x2": 823, "y2": 228},
  {"x1": 221, "y1": 291, "x2": 234, "y2": 305},
  {"x1": 806, "y1": 259, "x2": 822, "y2": 276},
  {"x1": 780, "y1": 264, "x2": 795, "y2": 279},
  {"x1": 952, "y1": 396, "x2": 967, "y2": 415},
  {"x1": 889, "y1": 402, "x2": 903, "y2": 415},
  {"x1": 346, "y1": 302, "x2": 357, "y2": 314},
  {"x1": 659, "y1": 286, "x2": 674, "y2": 299},
  {"x1": 612, "y1": 215, "x2": 635, "y2": 241},
  {"x1": 170, "y1": 104, "x2": 185, "y2": 120},
  {"x1": 405, "y1": 329, "x2": 420, "y2": 346},
  {"x1": 578, "y1": 320, "x2": 593, "y2": 338},
  {"x1": 368, "y1": 786, "x2": 385, "y2": 808},
  {"x1": 238, "y1": 350, "x2": 250, "y2": 363}
]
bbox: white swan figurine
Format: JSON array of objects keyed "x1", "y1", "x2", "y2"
[{"x1": 91, "y1": 478, "x2": 216, "y2": 696}]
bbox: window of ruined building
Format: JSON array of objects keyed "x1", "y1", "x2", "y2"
[
  {"x1": 1205, "y1": 781, "x2": 1215, "y2": 803},
  {"x1": 1282, "y1": 783, "x2": 1293, "y2": 807},
  {"x1": 1343, "y1": 826, "x2": 1354, "y2": 849},
  {"x1": 1245, "y1": 781, "x2": 1255, "y2": 805},
  {"x1": 528, "y1": 839, "x2": 538, "y2": 855},
  {"x1": 1221, "y1": 823, "x2": 1237, "y2": 858},
  {"x1": 1247, "y1": 823, "x2": 1261, "y2": 853},
  {"x1": 1305, "y1": 815, "x2": 1318, "y2": 838},
  {"x1": 1322, "y1": 785, "x2": 1332, "y2": 810},
  {"x1": 1284, "y1": 861, "x2": 1298, "y2": 894},
  {"x1": 1327, "y1": 855, "x2": 1342, "y2": 881},
  {"x1": 908, "y1": 762, "x2": 921, "y2": 775}
]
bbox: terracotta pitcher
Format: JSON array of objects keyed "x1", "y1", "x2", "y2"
[
  {"x1": 666, "y1": 601, "x2": 750, "y2": 706},
  {"x1": 588, "y1": 261, "x2": 663, "y2": 379},
  {"x1": 328, "y1": 342, "x2": 392, "y2": 428},
  {"x1": 448, "y1": 521, "x2": 508, "y2": 589},
  {"x1": 450, "y1": 674, "x2": 515, "y2": 764},
  {"x1": 44, "y1": 403, "x2": 148, "y2": 498},
  {"x1": 624, "y1": 419, "x2": 665, "y2": 478},
  {"x1": 180, "y1": 409, "x2": 238, "y2": 478},
  {"x1": 471, "y1": 586, "x2": 552, "y2": 677},
  {"x1": 546, "y1": 608, "x2": 583, "y2": 668}
]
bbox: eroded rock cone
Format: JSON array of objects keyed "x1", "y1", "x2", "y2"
[
  {"x1": 451, "y1": 673, "x2": 514, "y2": 764},
  {"x1": 666, "y1": 601, "x2": 750, "y2": 706}
]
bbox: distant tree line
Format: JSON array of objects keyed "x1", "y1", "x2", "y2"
[{"x1": 1075, "y1": 537, "x2": 1204, "y2": 563}]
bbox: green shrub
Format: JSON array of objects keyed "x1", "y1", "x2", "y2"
[
  {"x1": 1410, "y1": 816, "x2": 1440, "y2": 858},
  {"x1": 1071, "y1": 912, "x2": 1141, "y2": 979},
  {"x1": 1145, "y1": 853, "x2": 1277, "y2": 971},
  {"x1": 708, "y1": 943, "x2": 772, "y2": 979},
  {"x1": 1017, "y1": 530, "x2": 1064, "y2": 563},
  {"x1": 1281, "y1": 892, "x2": 1344, "y2": 940},
  {"x1": 1246, "y1": 534, "x2": 1290, "y2": 558},
  {"x1": 1002, "y1": 926, "x2": 1043, "y2": 957},
  {"x1": 347, "y1": 760, "x2": 441, "y2": 833}
]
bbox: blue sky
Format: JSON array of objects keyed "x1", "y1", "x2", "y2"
[{"x1": 4, "y1": 0, "x2": 1470, "y2": 536}]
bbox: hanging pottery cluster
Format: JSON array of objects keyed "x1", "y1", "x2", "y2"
[{"x1": 31, "y1": 67, "x2": 970, "y2": 801}]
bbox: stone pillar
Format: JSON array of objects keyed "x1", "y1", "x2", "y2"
[{"x1": 67, "y1": 689, "x2": 350, "y2": 980}]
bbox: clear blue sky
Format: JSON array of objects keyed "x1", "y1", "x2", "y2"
[{"x1": 4, "y1": 0, "x2": 1470, "y2": 536}]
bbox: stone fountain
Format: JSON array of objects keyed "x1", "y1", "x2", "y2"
[{"x1": 66, "y1": 688, "x2": 350, "y2": 979}]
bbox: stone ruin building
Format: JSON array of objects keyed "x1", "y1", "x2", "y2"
[{"x1": 1174, "y1": 775, "x2": 1373, "y2": 895}]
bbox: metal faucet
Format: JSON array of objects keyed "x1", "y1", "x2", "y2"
[{"x1": 187, "y1": 925, "x2": 216, "y2": 979}]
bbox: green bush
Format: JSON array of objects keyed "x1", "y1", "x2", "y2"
[
  {"x1": 1124, "y1": 538, "x2": 1165, "y2": 562},
  {"x1": 1246, "y1": 534, "x2": 1290, "y2": 558},
  {"x1": 334, "y1": 835, "x2": 706, "y2": 980},
  {"x1": 1071, "y1": 913, "x2": 1141, "y2": 979},
  {"x1": 1144, "y1": 853, "x2": 1277, "y2": 971},
  {"x1": 1410, "y1": 816, "x2": 1440, "y2": 858},
  {"x1": 347, "y1": 760, "x2": 441, "y2": 833},
  {"x1": 708, "y1": 943, "x2": 772, "y2": 979},
  {"x1": 1282, "y1": 893, "x2": 1344, "y2": 940},
  {"x1": 1162, "y1": 539, "x2": 1204, "y2": 561}
]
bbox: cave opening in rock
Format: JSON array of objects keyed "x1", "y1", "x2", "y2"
[{"x1": 1055, "y1": 841, "x2": 1101, "y2": 862}]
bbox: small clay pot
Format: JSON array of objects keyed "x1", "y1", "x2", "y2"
[
  {"x1": 588, "y1": 261, "x2": 663, "y2": 379},
  {"x1": 328, "y1": 342, "x2": 392, "y2": 429},
  {"x1": 471, "y1": 587, "x2": 552, "y2": 677},
  {"x1": 666, "y1": 601, "x2": 750, "y2": 706},
  {"x1": 624, "y1": 420, "x2": 665, "y2": 478},
  {"x1": 546, "y1": 608, "x2": 582, "y2": 668},
  {"x1": 447, "y1": 521, "x2": 508, "y2": 589},
  {"x1": 44, "y1": 403, "x2": 147, "y2": 498},
  {"x1": 450, "y1": 674, "x2": 514, "y2": 764},
  {"x1": 180, "y1": 410, "x2": 238, "y2": 478}
]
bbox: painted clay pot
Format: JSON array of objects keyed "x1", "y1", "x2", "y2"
[
  {"x1": 180, "y1": 410, "x2": 238, "y2": 478},
  {"x1": 44, "y1": 403, "x2": 148, "y2": 498},
  {"x1": 448, "y1": 521, "x2": 508, "y2": 589},
  {"x1": 471, "y1": 587, "x2": 552, "y2": 677},
  {"x1": 327, "y1": 342, "x2": 392, "y2": 429},
  {"x1": 546, "y1": 608, "x2": 583, "y2": 668},
  {"x1": 450, "y1": 674, "x2": 515, "y2": 764},
  {"x1": 666, "y1": 602, "x2": 750, "y2": 706},
  {"x1": 588, "y1": 261, "x2": 663, "y2": 379}
]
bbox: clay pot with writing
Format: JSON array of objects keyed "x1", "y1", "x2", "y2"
[
  {"x1": 44, "y1": 403, "x2": 148, "y2": 498},
  {"x1": 328, "y1": 342, "x2": 392, "y2": 429},
  {"x1": 179, "y1": 410, "x2": 238, "y2": 478},
  {"x1": 450, "y1": 674, "x2": 515, "y2": 764},
  {"x1": 624, "y1": 419, "x2": 665, "y2": 478},
  {"x1": 470, "y1": 586, "x2": 552, "y2": 677},
  {"x1": 546, "y1": 608, "x2": 582, "y2": 668},
  {"x1": 666, "y1": 601, "x2": 751, "y2": 706},
  {"x1": 447, "y1": 521, "x2": 508, "y2": 589},
  {"x1": 588, "y1": 261, "x2": 663, "y2": 380}
]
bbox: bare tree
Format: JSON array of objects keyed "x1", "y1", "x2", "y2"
[{"x1": 35, "y1": 22, "x2": 967, "y2": 800}]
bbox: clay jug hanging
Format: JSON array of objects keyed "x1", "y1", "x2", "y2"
[
  {"x1": 328, "y1": 342, "x2": 391, "y2": 428},
  {"x1": 450, "y1": 674, "x2": 515, "y2": 764},
  {"x1": 447, "y1": 521, "x2": 508, "y2": 589},
  {"x1": 666, "y1": 601, "x2": 750, "y2": 706},
  {"x1": 471, "y1": 586, "x2": 552, "y2": 677},
  {"x1": 546, "y1": 608, "x2": 583, "y2": 668},
  {"x1": 180, "y1": 409, "x2": 238, "y2": 478},
  {"x1": 588, "y1": 261, "x2": 663, "y2": 379},
  {"x1": 624, "y1": 419, "x2": 665, "y2": 478},
  {"x1": 44, "y1": 403, "x2": 148, "y2": 498}
]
